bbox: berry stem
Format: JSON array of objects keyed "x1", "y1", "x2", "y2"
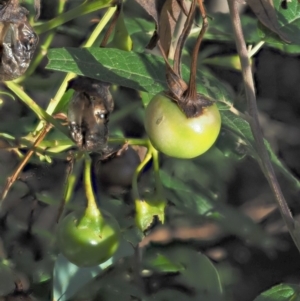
[
  {"x1": 56, "y1": 157, "x2": 83, "y2": 223},
  {"x1": 108, "y1": 138, "x2": 149, "y2": 147},
  {"x1": 149, "y1": 143, "x2": 164, "y2": 200},
  {"x1": 84, "y1": 154, "x2": 101, "y2": 217},
  {"x1": 185, "y1": 0, "x2": 208, "y2": 101}
]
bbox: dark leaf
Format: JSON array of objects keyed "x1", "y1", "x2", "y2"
[
  {"x1": 46, "y1": 47, "x2": 231, "y2": 107},
  {"x1": 247, "y1": 0, "x2": 290, "y2": 42},
  {"x1": 253, "y1": 283, "x2": 300, "y2": 301},
  {"x1": 221, "y1": 110, "x2": 300, "y2": 191},
  {"x1": 258, "y1": 0, "x2": 300, "y2": 51},
  {"x1": 134, "y1": 0, "x2": 163, "y2": 24},
  {"x1": 160, "y1": 160, "x2": 277, "y2": 249},
  {"x1": 159, "y1": 0, "x2": 182, "y2": 56},
  {"x1": 144, "y1": 245, "x2": 223, "y2": 301}
]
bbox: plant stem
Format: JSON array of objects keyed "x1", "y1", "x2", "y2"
[
  {"x1": 84, "y1": 154, "x2": 101, "y2": 216},
  {"x1": 227, "y1": 0, "x2": 300, "y2": 252},
  {"x1": 5, "y1": 82, "x2": 69, "y2": 137},
  {"x1": 57, "y1": 157, "x2": 82, "y2": 223},
  {"x1": 108, "y1": 137, "x2": 149, "y2": 146},
  {"x1": 186, "y1": 0, "x2": 208, "y2": 100},
  {"x1": 248, "y1": 41, "x2": 265, "y2": 58},
  {"x1": 0, "y1": 134, "x2": 73, "y2": 159},
  {"x1": 132, "y1": 146, "x2": 153, "y2": 200},
  {"x1": 1, "y1": 123, "x2": 53, "y2": 202},
  {"x1": 149, "y1": 143, "x2": 164, "y2": 198},
  {"x1": 34, "y1": 0, "x2": 113, "y2": 34},
  {"x1": 82, "y1": 6, "x2": 117, "y2": 48},
  {"x1": 100, "y1": 2, "x2": 121, "y2": 47},
  {"x1": 34, "y1": 5, "x2": 117, "y2": 133}
]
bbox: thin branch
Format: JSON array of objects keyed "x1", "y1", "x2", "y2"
[
  {"x1": 227, "y1": 0, "x2": 300, "y2": 252},
  {"x1": 0, "y1": 123, "x2": 53, "y2": 202},
  {"x1": 100, "y1": 2, "x2": 122, "y2": 47},
  {"x1": 185, "y1": 0, "x2": 208, "y2": 100},
  {"x1": 173, "y1": 0, "x2": 196, "y2": 77}
]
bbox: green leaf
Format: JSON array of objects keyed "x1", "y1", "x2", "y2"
[
  {"x1": 135, "y1": 199, "x2": 166, "y2": 232},
  {"x1": 46, "y1": 47, "x2": 300, "y2": 194},
  {"x1": 72, "y1": 256, "x2": 143, "y2": 301},
  {"x1": 206, "y1": 12, "x2": 260, "y2": 44},
  {"x1": 53, "y1": 238, "x2": 134, "y2": 301},
  {"x1": 54, "y1": 89, "x2": 74, "y2": 114},
  {"x1": 145, "y1": 289, "x2": 200, "y2": 301},
  {"x1": 144, "y1": 253, "x2": 185, "y2": 273},
  {"x1": 247, "y1": 0, "x2": 290, "y2": 43},
  {"x1": 125, "y1": 17, "x2": 154, "y2": 36},
  {"x1": 107, "y1": 10, "x2": 133, "y2": 51},
  {"x1": 46, "y1": 47, "x2": 231, "y2": 108},
  {"x1": 0, "y1": 263, "x2": 16, "y2": 296},
  {"x1": 253, "y1": 283, "x2": 300, "y2": 301},
  {"x1": 222, "y1": 110, "x2": 300, "y2": 191},
  {"x1": 259, "y1": 0, "x2": 300, "y2": 53},
  {"x1": 124, "y1": 17, "x2": 155, "y2": 52},
  {"x1": 207, "y1": 7, "x2": 300, "y2": 53},
  {"x1": 204, "y1": 55, "x2": 243, "y2": 71},
  {"x1": 160, "y1": 159, "x2": 276, "y2": 249},
  {"x1": 144, "y1": 245, "x2": 223, "y2": 301}
]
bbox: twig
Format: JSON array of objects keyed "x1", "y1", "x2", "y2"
[
  {"x1": 227, "y1": 0, "x2": 300, "y2": 252},
  {"x1": 0, "y1": 123, "x2": 53, "y2": 202},
  {"x1": 173, "y1": 0, "x2": 195, "y2": 77},
  {"x1": 100, "y1": 2, "x2": 122, "y2": 47},
  {"x1": 56, "y1": 154, "x2": 75, "y2": 223},
  {"x1": 185, "y1": 0, "x2": 208, "y2": 100}
]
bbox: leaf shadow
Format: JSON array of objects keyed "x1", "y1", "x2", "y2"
[{"x1": 65, "y1": 48, "x2": 168, "y2": 95}]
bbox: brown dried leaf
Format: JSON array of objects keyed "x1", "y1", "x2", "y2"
[
  {"x1": 133, "y1": 0, "x2": 163, "y2": 25},
  {"x1": 246, "y1": 0, "x2": 290, "y2": 42},
  {"x1": 134, "y1": 0, "x2": 182, "y2": 54},
  {"x1": 159, "y1": 0, "x2": 182, "y2": 57}
]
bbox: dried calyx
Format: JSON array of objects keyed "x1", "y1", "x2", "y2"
[
  {"x1": 67, "y1": 77, "x2": 114, "y2": 154},
  {"x1": 0, "y1": 0, "x2": 38, "y2": 81},
  {"x1": 158, "y1": 0, "x2": 212, "y2": 118}
]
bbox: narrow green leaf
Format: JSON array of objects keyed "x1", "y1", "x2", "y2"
[
  {"x1": 253, "y1": 283, "x2": 300, "y2": 301},
  {"x1": 144, "y1": 253, "x2": 185, "y2": 273},
  {"x1": 34, "y1": 0, "x2": 113, "y2": 34}
]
